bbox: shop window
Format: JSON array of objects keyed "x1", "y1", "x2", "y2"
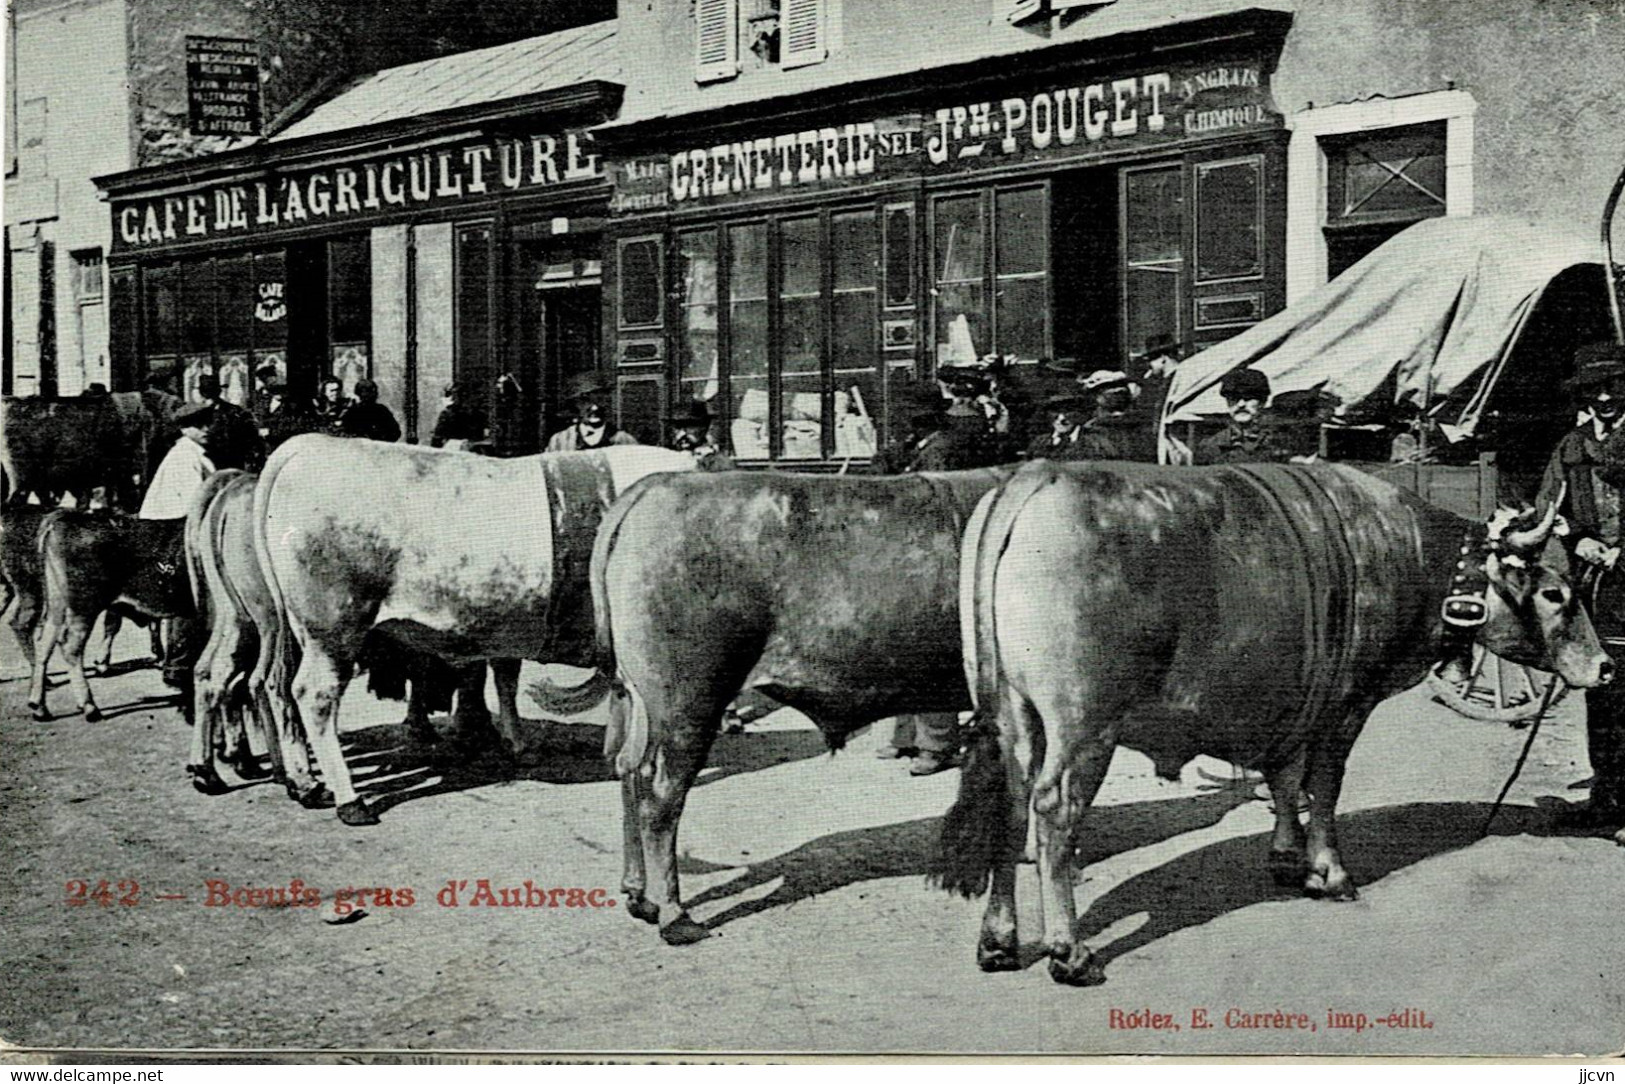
[
  {"x1": 329, "y1": 234, "x2": 371, "y2": 395},
  {"x1": 830, "y1": 209, "x2": 880, "y2": 459},
  {"x1": 677, "y1": 229, "x2": 721, "y2": 409},
  {"x1": 617, "y1": 236, "x2": 663, "y2": 330},
  {"x1": 931, "y1": 185, "x2": 1049, "y2": 367},
  {"x1": 1121, "y1": 164, "x2": 1182, "y2": 361},
  {"x1": 1324, "y1": 122, "x2": 1445, "y2": 278},
  {"x1": 252, "y1": 250, "x2": 288, "y2": 380},
  {"x1": 70, "y1": 249, "x2": 103, "y2": 305},
  {"x1": 728, "y1": 221, "x2": 771, "y2": 458},
  {"x1": 455, "y1": 223, "x2": 494, "y2": 398}
]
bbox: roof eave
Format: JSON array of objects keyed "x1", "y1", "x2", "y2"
[{"x1": 95, "y1": 79, "x2": 624, "y2": 198}]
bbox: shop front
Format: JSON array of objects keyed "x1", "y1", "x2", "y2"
[
  {"x1": 600, "y1": 13, "x2": 1291, "y2": 465},
  {"x1": 98, "y1": 95, "x2": 615, "y2": 450}
]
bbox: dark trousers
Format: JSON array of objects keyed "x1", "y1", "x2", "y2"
[
  {"x1": 1586, "y1": 683, "x2": 1625, "y2": 813},
  {"x1": 889, "y1": 713, "x2": 958, "y2": 755}
]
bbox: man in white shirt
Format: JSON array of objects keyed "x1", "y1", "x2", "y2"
[
  {"x1": 139, "y1": 402, "x2": 216, "y2": 521},
  {"x1": 134, "y1": 401, "x2": 215, "y2": 685}
]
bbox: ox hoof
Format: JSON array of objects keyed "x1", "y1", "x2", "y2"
[
  {"x1": 625, "y1": 893, "x2": 660, "y2": 925},
  {"x1": 976, "y1": 937, "x2": 1021, "y2": 973},
  {"x1": 659, "y1": 915, "x2": 710, "y2": 946},
  {"x1": 82, "y1": 707, "x2": 102, "y2": 723},
  {"x1": 188, "y1": 765, "x2": 230, "y2": 796},
  {"x1": 1268, "y1": 848, "x2": 1308, "y2": 888},
  {"x1": 1047, "y1": 948, "x2": 1106, "y2": 987},
  {"x1": 1303, "y1": 870, "x2": 1358, "y2": 901},
  {"x1": 336, "y1": 799, "x2": 381, "y2": 827},
  {"x1": 28, "y1": 701, "x2": 50, "y2": 722},
  {"x1": 229, "y1": 756, "x2": 272, "y2": 781},
  {"x1": 291, "y1": 783, "x2": 335, "y2": 809}
]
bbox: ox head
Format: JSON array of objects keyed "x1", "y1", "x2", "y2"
[{"x1": 1475, "y1": 491, "x2": 1614, "y2": 688}]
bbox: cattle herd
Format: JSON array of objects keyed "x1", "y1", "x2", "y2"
[{"x1": 0, "y1": 422, "x2": 1612, "y2": 986}]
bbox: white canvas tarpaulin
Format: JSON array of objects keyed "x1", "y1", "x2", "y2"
[{"x1": 1160, "y1": 216, "x2": 1605, "y2": 455}]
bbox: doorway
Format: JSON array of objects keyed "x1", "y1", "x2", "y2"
[{"x1": 510, "y1": 232, "x2": 602, "y2": 451}]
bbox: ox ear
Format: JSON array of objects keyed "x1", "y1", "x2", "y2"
[{"x1": 1485, "y1": 552, "x2": 1534, "y2": 607}]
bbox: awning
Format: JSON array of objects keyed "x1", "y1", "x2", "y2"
[{"x1": 1161, "y1": 215, "x2": 1609, "y2": 453}]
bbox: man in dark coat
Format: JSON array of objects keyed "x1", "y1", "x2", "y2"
[
  {"x1": 546, "y1": 376, "x2": 638, "y2": 453},
  {"x1": 249, "y1": 363, "x2": 279, "y2": 425},
  {"x1": 339, "y1": 378, "x2": 402, "y2": 443},
  {"x1": 1075, "y1": 370, "x2": 1157, "y2": 462},
  {"x1": 1025, "y1": 391, "x2": 1095, "y2": 461},
  {"x1": 873, "y1": 383, "x2": 949, "y2": 474},
  {"x1": 668, "y1": 399, "x2": 733, "y2": 471},
  {"x1": 429, "y1": 381, "x2": 488, "y2": 450},
  {"x1": 197, "y1": 373, "x2": 266, "y2": 471},
  {"x1": 1195, "y1": 367, "x2": 1291, "y2": 465},
  {"x1": 1538, "y1": 343, "x2": 1625, "y2": 836}
]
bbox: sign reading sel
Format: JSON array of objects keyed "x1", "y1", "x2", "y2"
[{"x1": 186, "y1": 36, "x2": 262, "y2": 137}]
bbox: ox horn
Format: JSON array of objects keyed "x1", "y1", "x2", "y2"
[{"x1": 1501, "y1": 482, "x2": 1566, "y2": 552}]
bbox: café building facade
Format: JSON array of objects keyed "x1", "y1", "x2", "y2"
[
  {"x1": 596, "y1": 2, "x2": 1294, "y2": 465},
  {"x1": 94, "y1": 21, "x2": 620, "y2": 447}
]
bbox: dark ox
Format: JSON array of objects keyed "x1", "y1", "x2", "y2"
[
  {"x1": 253, "y1": 436, "x2": 695, "y2": 825},
  {"x1": 1, "y1": 393, "x2": 170, "y2": 508},
  {"x1": 567, "y1": 469, "x2": 1006, "y2": 944},
  {"x1": 186, "y1": 470, "x2": 481, "y2": 803},
  {"x1": 27, "y1": 510, "x2": 196, "y2": 722},
  {"x1": 936, "y1": 462, "x2": 1612, "y2": 986}
]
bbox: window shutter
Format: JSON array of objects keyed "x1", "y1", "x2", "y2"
[
  {"x1": 695, "y1": 0, "x2": 739, "y2": 84},
  {"x1": 780, "y1": 0, "x2": 826, "y2": 69}
]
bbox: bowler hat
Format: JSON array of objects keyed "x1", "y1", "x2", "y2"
[
  {"x1": 1268, "y1": 388, "x2": 1335, "y2": 424},
  {"x1": 898, "y1": 383, "x2": 948, "y2": 425},
  {"x1": 175, "y1": 401, "x2": 214, "y2": 427},
  {"x1": 1564, "y1": 342, "x2": 1625, "y2": 393},
  {"x1": 1218, "y1": 367, "x2": 1271, "y2": 403},
  {"x1": 668, "y1": 399, "x2": 713, "y2": 428},
  {"x1": 197, "y1": 373, "x2": 222, "y2": 396},
  {"x1": 563, "y1": 371, "x2": 613, "y2": 406}
]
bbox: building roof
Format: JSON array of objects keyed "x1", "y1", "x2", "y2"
[
  {"x1": 273, "y1": 19, "x2": 620, "y2": 142},
  {"x1": 612, "y1": 0, "x2": 1294, "y2": 128}
]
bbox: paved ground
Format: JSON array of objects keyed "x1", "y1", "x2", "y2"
[{"x1": 3, "y1": 626, "x2": 1624, "y2": 1057}]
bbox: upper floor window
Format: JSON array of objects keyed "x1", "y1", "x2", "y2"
[
  {"x1": 696, "y1": 0, "x2": 829, "y2": 84},
  {"x1": 1323, "y1": 121, "x2": 1446, "y2": 278},
  {"x1": 71, "y1": 248, "x2": 104, "y2": 305}
]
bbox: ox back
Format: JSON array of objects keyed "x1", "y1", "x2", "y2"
[
  {"x1": 968, "y1": 461, "x2": 1460, "y2": 778},
  {"x1": 0, "y1": 394, "x2": 157, "y2": 508},
  {"x1": 594, "y1": 468, "x2": 1009, "y2": 744}
]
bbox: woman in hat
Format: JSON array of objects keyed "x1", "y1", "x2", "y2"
[
  {"x1": 1074, "y1": 370, "x2": 1156, "y2": 462},
  {"x1": 1538, "y1": 342, "x2": 1625, "y2": 835},
  {"x1": 546, "y1": 375, "x2": 638, "y2": 453},
  {"x1": 667, "y1": 399, "x2": 732, "y2": 471},
  {"x1": 338, "y1": 378, "x2": 403, "y2": 443}
]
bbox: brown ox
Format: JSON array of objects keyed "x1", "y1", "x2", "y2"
[
  {"x1": 1, "y1": 392, "x2": 170, "y2": 509},
  {"x1": 254, "y1": 436, "x2": 695, "y2": 825},
  {"x1": 937, "y1": 462, "x2": 1612, "y2": 985},
  {"x1": 568, "y1": 469, "x2": 1008, "y2": 944}
]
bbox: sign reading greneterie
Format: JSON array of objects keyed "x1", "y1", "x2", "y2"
[
  {"x1": 111, "y1": 131, "x2": 601, "y2": 253},
  {"x1": 609, "y1": 57, "x2": 1277, "y2": 212}
]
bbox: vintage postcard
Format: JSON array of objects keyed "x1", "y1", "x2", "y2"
[{"x1": 5, "y1": 0, "x2": 1625, "y2": 1063}]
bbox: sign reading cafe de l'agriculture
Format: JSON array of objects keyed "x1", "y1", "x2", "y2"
[{"x1": 111, "y1": 131, "x2": 602, "y2": 253}]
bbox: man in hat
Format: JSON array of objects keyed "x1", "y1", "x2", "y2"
[
  {"x1": 1026, "y1": 390, "x2": 1094, "y2": 461},
  {"x1": 1075, "y1": 370, "x2": 1156, "y2": 462},
  {"x1": 136, "y1": 400, "x2": 217, "y2": 684},
  {"x1": 668, "y1": 399, "x2": 732, "y2": 471},
  {"x1": 873, "y1": 383, "x2": 949, "y2": 474},
  {"x1": 261, "y1": 383, "x2": 317, "y2": 453},
  {"x1": 1195, "y1": 367, "x2": 1289, "y2": 465},
  {"x1": 339, "y1": 378, "x2": 403, "y2": 443},
  {"x1": 430, "y1": 381, "x2": 488, "y2": 451},
  {"x1": 1538, "y1": 342, "x2": 1625, "y2": 835},
  {"x1": 196, "y1": 373, "x2": 266, "y2": 471},
  {"x1": 1265, "y1": 388, "x2": 1333, "y2": 463},
  {"x1": 546, "y1": 376, "x2": 638, "y2": 453},
  {"x1": 250, "y1": 363, "x2": 280, "y2": 425}
]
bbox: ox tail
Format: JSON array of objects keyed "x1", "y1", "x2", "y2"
[
  {"x1": 934, "y1": 464, "x2": 1058, "y2": 899},
  {"x1": 584, "y1": 479, "x2": 661, "y2": 777},
  {"x1": 185, "y1": 470, "x2": 245, "y2": 626},
  {"x1": 251, "y1": 444, "x2": 303, "y2": 716}
]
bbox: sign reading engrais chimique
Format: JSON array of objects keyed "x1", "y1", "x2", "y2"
[{"x1": 185, "y1": 36, "x2": 262, "y2": 137}]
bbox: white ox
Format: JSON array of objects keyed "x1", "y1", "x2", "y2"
[{"x1": 254, "y1": 436, "x2": 694, "y2": 825}]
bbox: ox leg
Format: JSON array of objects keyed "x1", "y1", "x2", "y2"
[
  {"x1": 620, "y1": 774, "x2": 658, "y2": 925},
  {"x1": 977, "y1": 691, "x2": 1040, "y2": 973},
  {"x1": 1302, "y1": 710, "x2": 1371, "y2": 902},
  {"x1": 491, "y1": 658, "x2": 544, "y2": 762},
  {"x1": 1, "y1": 581, "x2": 38, "y2": 677},
  {"x1": 253, "y1": 635, "x2": 325, "y2": 807},
  {"x1": 639, "y1": 722, "x2": 719, "y2": 946},
  {"x1": 291, "y1": 643, "x2": 375, "y2": 826},
  {"x1": 188, "y1": 619, "x2": 232, "y2": 795},
  {"x1": 58, "y1": 612, "x2": 103, "y2": 722},
  {"x1": 1033, "y1": 735, "x2": 1112, "y2": 987},
  {"x1": 86, "y1": 611, "x2": 119, "y2": 674},
  {"x1": 1266, "y1": 749, "x2": 1309, "y2": 888},
  {"x1": 26, "y1": 599, "x2": 64, "y2": 720}
]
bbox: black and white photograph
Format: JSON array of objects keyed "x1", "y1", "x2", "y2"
[{"x1": 4, "y1": 0, "x2": 1625, "y2": 1064}]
